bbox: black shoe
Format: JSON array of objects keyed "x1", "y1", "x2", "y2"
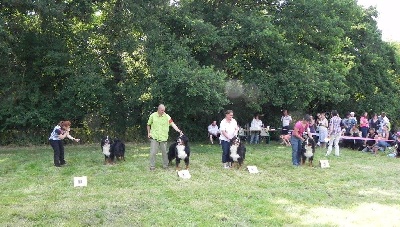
[
  {"x1": 60, "y1": 161, "x2": 67, "y2": 165},
  {"x1": 55, "y1": 164, "x2": 62, "y2": 167}
]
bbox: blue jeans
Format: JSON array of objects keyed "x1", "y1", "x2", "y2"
[
  {"x1": 377, "y1": 140, "x2": 391, "y2": 149},
  {"x1": 360, "y1": 126, "x2": 368, "y2": 138},
  {"x1": 250, "y1": 132, "x2": 259, "y2": 144},
  {"x1": 221, "y1": 140, "x2": 231, "y2": 163},
  {"x1": 290, "y1": 137, "x2": 302, "y2": 166}
]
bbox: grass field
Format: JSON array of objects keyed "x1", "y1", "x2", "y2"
[{"x1": 1, "y1": 141, "x2": 400, "y2": 226}]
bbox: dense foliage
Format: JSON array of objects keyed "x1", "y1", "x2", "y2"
[{"x1": 0, "y1": 0, "x2": 399, "y2": 144}]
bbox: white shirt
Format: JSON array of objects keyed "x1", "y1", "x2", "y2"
[
  {"x1": 208, "y1": 124, "x2": 219, "y2": 135},
  {"x1": 219, "y1": 118, "x2": 238, "y2": 142},
  {"x1": 250, "y1": 118, "x2": 263, "y2": 130},
  {"x1": 281, "y1": 115, "x2": 292, "y2": 127}
]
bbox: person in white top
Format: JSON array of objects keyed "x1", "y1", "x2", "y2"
[
  {"x1": 208, "y1": 121, "x2": 220, "y2": 144},
  {"x1": 219, "y1": 110, "x2": 239, "y2": 169},
  {"x1": 250, "y1": 114, "x2": 263, "y2": 144},
  {"x1": 281, "y1": 110, "x2": 292, "y2": 135}
]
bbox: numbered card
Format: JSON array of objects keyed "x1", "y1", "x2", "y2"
[
  {"x1": 74, "y1": 176, "x2": 88, "y2": 187},
  {"x1": 177, "y1": 170, "x2": 191, "y2": 179},
  {"x1": 247, "y1": 166, "x2": 259, "y2": 174},
  {"x1": 319, "y1": 160, "x2": 330, "y2": 168}
]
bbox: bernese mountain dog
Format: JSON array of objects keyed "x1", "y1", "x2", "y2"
[
  {"x1": 229, "y1": 136, "x2": 246, "y2": 168},
  {"x1": 300, "y1": 134, "x2": 316, "y2": 166},
  {"x1": 101, "y1": 136, "x2": 125, "y2": 164},
  {"x1": 101, "y1": 136, "x2": 114, "y2": 165},
  {"x1": 168, "y1": 134, "x2": 190, "y2": 170}
]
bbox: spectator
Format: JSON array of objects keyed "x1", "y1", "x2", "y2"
[
  {"x1": 369, "y1": 113, "x2": 381, "y2": 133},
  {"x1": 208, "y1": 121, "x2": 220, "y2": 144},
  {"x1": 341, "y1": 112, "x2": 351, "y2": 135},
  {"x1": 376, "y1": 125, "x2": 391, "y2": 151},
  {"x1": 349, "y1": 112, "x2": 357, "y2": 128},
  {"x1": 349, "y1": 124, "x2": 363, "y2": 150},
  {"x1": 281, "y1": 110, "x2": 292, "y2": 136},
  {"x1": 250, "y1": 114, "x2": 263, "y2": 144},
  {"x1": 362, "y1": 128, "x2": 378, "y2": 153},
  {"x1": 388, "y1": 132, "x2": 400, "y2": 158},
  {"x1": 326, "y1": 110, "x2": 342, "y2": 157},
  {"x1": 147, "y1": 104, "x2": 183, "y2": 171},
  {"x1": 317, "y1": 113, "x2": 329, "y2": 147},
  {"x1": 359, "y1": 112, "x2": 369, "y2": 138}
]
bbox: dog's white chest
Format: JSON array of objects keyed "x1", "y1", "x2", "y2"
[
  {"x1": 177, "y1": 145, "x2": 187, "y2": 159},
  {"x1": 102, "y1": 144, "x2": 111, "y2": 156},
  {"x1": 304, "y1": 148, "x2": 313, "y2": 158},
  {"x1": 230, "y1": 145, "x2": 240, "y2": 161}
]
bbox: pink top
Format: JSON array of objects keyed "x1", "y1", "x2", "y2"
[
  {"x1": 360, "y1": 116, "x2": 369, "y2": 127},
  {"x1": 293, "y1": 121, "x2": 309, "y2": 139}
]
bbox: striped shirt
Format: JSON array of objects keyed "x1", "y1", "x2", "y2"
[{"x1": 329, "y1": 116, "x2": 342, "y2": 135}]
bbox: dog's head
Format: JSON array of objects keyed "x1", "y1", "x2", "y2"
[
  {"x1": 230, "y1": 136, "x2": 241, "y2": 146},
  {"x1": 101, "y1": 136, "x2": 112, "y2": 147},
  {"x1": 177, "y1": 134, "x2": 189, "y2": 146}
]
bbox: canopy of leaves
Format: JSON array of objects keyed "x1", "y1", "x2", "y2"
[{"x1": 0, "y1": 0, "x2": 399, "y2": 143}]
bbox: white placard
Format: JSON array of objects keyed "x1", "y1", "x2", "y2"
[
  {"x1": 74, "y1": 176, "x2": 88, "y2": 187},
  {"x1": 177, "y1": 170, "x2": 191, "y2": 179},
  {"x1": 247, "y1": 166, "x2": 259, "y2": 174},
  {"x1": 319, "y1": 160, "x2": 330, "y2": 168}
]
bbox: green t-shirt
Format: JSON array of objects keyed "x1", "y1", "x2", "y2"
[{"x1": 147, "y1": 112, "x2": 172, "y2": 142}]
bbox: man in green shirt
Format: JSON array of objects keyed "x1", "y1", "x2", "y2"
[{"x1": 147, "y1": 104, "x2": 182, "y2": 170}]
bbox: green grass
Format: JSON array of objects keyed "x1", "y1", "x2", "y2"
[{"x1": 1, "y1": 142, "x2": 400, "y2": 226}]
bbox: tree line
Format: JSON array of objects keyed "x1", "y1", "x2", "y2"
[{"x1": 0, "y1": 0, "x2": 399, "y2": 145}]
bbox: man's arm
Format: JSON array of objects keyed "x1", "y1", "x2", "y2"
[{"x1": 171, "y1": 122, "x2": 182, "y2": 135}]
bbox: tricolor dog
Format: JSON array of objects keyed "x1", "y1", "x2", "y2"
[
  {"x1": 300, "y1": 134, "x2": 316, "y2": 166},
  {"x1": 101, "y1": 136, "x2": 114, "y2": 164},
  {"x1": 168, "y1": 134, "x2": 190, "y2": 170},
  {"x1": 101, "y1": 136, "x2": 126, "y2": 164},
  {"x1": 229, "y1": 136, "x2": 246, "y2": 168}
]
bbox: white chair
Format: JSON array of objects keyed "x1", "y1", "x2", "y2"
[
  {"x1": 259, "y1": 128, "x2": 270, "y2": 144},
  {"x1": 238, "y1": 128, "x2": 247, "y2": 142}
]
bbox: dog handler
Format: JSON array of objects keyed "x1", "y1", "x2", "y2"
[
  {"x1": 290, "y1": 115, "x2": 312, "y2": 166},
  {"x1": 219, "y1": 110, "x2": 239, "y2": 169},
  {"x1": 147, "y1": 104, "x2": 183, "y2": 171},
  {"x1": 48, "y1": 121, "x2": 80, "y2": 167}
]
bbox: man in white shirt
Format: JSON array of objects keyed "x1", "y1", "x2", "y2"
[{"x1": 208, "y1": 121, "x2": 220, "y2": 144}]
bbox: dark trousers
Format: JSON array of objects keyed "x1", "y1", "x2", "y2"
[
  {"x1": 50, "y1": 140, "x2": 65, "y2": 166},
  {"x1": 221, "y1": 140, "x2": 232, "y2": 163}
]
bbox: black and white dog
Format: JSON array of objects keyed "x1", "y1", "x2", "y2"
[
  {"x1": 101, "y1": 136, "x2": 114, "y2": 164},
  {"x1": 101, "y1": 136, "x2": 126, "y2": 164},
  {"x1": 168, "y1": 134, "x2": 190, "y2": 170},
  {"x1": 300, "y1": 134, "x2": 316, "y2": 166},
  {"x1": 229, "y1": 136, "x2": 246, "y2": 168}
]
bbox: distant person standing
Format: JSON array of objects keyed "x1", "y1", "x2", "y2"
[
  {"x1": 147, "y1": 104, "x2": 183, "y2": 171},
  {"x1": 49, "y1": 121, "x2": 80, "y2": 167},
  {"x1": 326, "y1": 110, "x2": 342, "y2": 157},
  {"x1": 281, "y1": 109, "x2": 292, "y2": 136},
  {"x1": 359, "y1": 112, "x2": 369, "y2": 138},
  {"x1": 317, "y1": 113, "x2": 329, "y2": 147},
  {"x1": 250, "y1": 114, "x2": 263, "y2": 144},
  {"x1": 219, "y1": 110, "x2": 239, "y2": 169},
  {"x1": 208, "y1": 120, "x2": 220, "y2": 144}
]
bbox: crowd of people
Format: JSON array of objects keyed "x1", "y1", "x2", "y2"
[{"x1": 205, "y1": 109, "x2": 400, "y2": 168}]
